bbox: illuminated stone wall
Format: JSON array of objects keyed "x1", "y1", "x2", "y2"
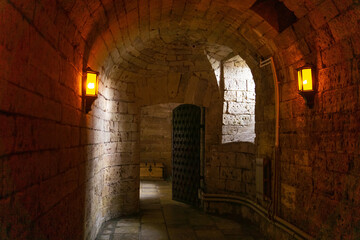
[
  {"x1": 0, "y1": 1, "x2": 140, "y2": 239},
  {"x1": 86, "y1": 74, "x2": 139, "y2": 239},
  {"x1": 222, "y1": 56, "x2": 256, "y2": 143},
  {"x1": 275, "y1": 1, "x2": 360, "y2": 238}
]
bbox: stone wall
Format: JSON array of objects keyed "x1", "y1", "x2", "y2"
[
  {"x1": 0, "y1": 1, "x2": 139, "y2": 239},
  {"x1": 0, "y1": 1, "x2": 88, "y2": 239},
  {"x1": 1, "y1": 0, "x2": 360, "y2": 239},
  {"x1": 140, "y1": 103, "x2": 180, "y2": 179},
  {"x1": 204, "y1": 63, "x2": 274, "y2": 207},
  {"x1": 206, "y1": 142, "x2": 256, "y2": 199},
  {"x1": 84, "y1": 74, "x2": 139, "y2": 239},
  {"x1": 275, "y1": 1, "x2": 360, "y2": 238}
]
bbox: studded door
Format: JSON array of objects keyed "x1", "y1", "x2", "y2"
[{"x1": 172, "y1": 104, "x2": 201, "y2": 207}]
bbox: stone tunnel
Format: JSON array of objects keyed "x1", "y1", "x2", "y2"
[{"x1": 0, "y1": 0, "x2": 359, "y2": 239}]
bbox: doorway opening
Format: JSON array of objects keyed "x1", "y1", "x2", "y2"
[{"x1": 139, "y1": 103, "x2": 180, "y2": 180}]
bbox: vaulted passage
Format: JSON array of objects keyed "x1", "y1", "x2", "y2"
[{"x1": 1, "y1": 0, "x2": 360, "y2": 239}]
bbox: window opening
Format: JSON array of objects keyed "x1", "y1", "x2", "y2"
[{"x1": 222, "y1": 55, "x2": 255, "y2": 143}]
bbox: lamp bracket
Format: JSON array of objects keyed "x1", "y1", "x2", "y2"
[
  {"x1": 84, "y1": 67, "x2": 98, "y2": 74},
  {"x1": 299, "y1": 91, "x2": 315, "y2": 108},
  {"x1": 84, "y1": 96, "x2": 96, "y2": 113}
]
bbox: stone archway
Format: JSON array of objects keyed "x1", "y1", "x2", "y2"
[{"x1": 3, "y1": 0, "x2": 358, "y2": 239}]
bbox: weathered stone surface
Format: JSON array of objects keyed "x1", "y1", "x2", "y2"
[
  {"x1": 167, "y1": 72, "x2": 181, "y2": 98},
  {"x1": 1, "y1": 0, "x2": 359, "y2": 239},
  {"x1": 220, "y1": 56, "x2": 256, "y2": 144},
  {"x1": 208, "y1": 142, "x2": 256, "y2": 199}
]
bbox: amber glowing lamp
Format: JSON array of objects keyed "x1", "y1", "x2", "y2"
[
  {"x1": 84, "y1": 68, "x2": 99, "y2": 113},
  {"x1": 297, "y1": 66, "x2": 315, "y2": 108}
]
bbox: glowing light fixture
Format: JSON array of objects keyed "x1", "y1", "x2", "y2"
[
  {"x1": 84, "y1": 67, "x2": 99, "y2": 113},
  {"x1": 85, "y1": 70, "x2": 98, "y2": 97},
  {"x1": 297, "y1": 66, "x2": 315, "y2": 108}
]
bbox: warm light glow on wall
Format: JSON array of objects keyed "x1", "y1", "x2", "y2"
[
  {"x1": 86, "y1": 72, "x2": 98, "y2": 96},
  {"x1": 298, "y1": 67, "x2": 313, "y2": 91}
]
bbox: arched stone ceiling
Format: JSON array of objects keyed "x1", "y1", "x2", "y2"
[{"x1": 57, "y1": 0, "x2": 314, "y2": 81}]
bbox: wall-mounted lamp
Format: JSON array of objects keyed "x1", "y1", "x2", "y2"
[
  {"x1": 297, "y1": 66, "x2": 315, "y2": 108},
  {"x1": 84, "y1": 67, "x2": 99, "y2": 113}
]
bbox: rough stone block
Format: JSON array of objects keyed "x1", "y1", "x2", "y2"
[
  {"x1": 116, "y1": 142, "x2": 135, "y2": 153},
  {"x1": 118, "y1": 102, "x2": 128, "y2": 113},
  {"x1": 227, "y1": 102, "x2": 247, "y2": 114},
  {"x1": 321, "y1": 40, "x2": 353, "y2": 68},
  {"x1": 308, "y1": 0, "x2": 339, "y2": 29},
  {"x1": 236, "y1": 153, "x2": 253, "y2": 169},
  {"x1": 167, "y1": 72, "x2": 181, "y2": 98},
  {"x1": 220, "y1": 167, "x2": 241, "y2": 180},
  {"x1": 328, "y1": 8, "x2": 360, "y2": 41},
  {"x1": 281, "y1": 184, "x2": 296, "y2": 210},
  {"x1": 224, "y1": 91, "x2": 237, "y2": 101},
  {"x1": 293, "y1": 16, "x2": 314, "y2": 39},
  {"x1": 225, "y1": 180, "x2": 241, "y2": 192}
]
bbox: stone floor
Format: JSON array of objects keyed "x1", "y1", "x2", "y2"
[{"x1": 96, "y1": 181, "x2": 266, "y2": 240}]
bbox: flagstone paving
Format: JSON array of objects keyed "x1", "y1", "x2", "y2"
[{"x1": 96, "y1": 181, "x2": 266, "y2": 240}]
